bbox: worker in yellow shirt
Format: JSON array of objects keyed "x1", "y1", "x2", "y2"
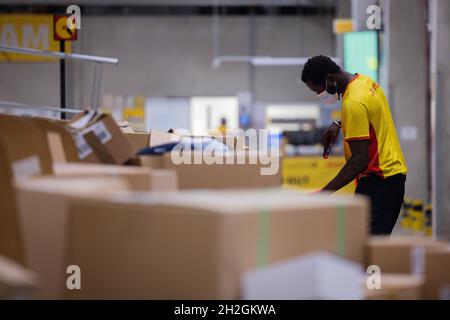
[
  {"x1": 217, "y1": 117, "x2": 227, "y2": 135},
  {"x1": 300, "y1": 55, "x2": 408, "y2": 235}
]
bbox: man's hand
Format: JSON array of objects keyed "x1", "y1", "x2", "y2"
[{"x1": 322, "y1": 121, "x2": 341, "y2": 158}]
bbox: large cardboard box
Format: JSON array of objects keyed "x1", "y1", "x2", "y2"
[
  {"x1": 53, "y1": 162, "x2": 178, "y2": 191},
  {"x1": 14, "y1": 164, "x2": 177, "y2": 299},
  {"x1": 0, "y1": 255, "x2": 38, "y2": 299},
  {"x1": 365, "y1": 236, "x2": 448, "y2": 274},
  {"x1": 13, "y1": 176, "x2": 135, "y2": 299},
  {"x1": 64, "y1": 190, "x2": 369, "y2": 299},
  {"x1": 140, "y1": 151, "x2": 282, "y2": 189},
  {"x1": 424, "y1": 247, "x2": 450, "y2": 299},
  {"x1": 124, "y1": 132, "x2": 151, "y2": 152},
  {"x1": 125, "y1": 130, "x2": 180, "y2": 152},
  {"x1": 183, "y1": 134, "x2": 245, "y2": 151},
  {"x1": 68, "y1": 111, "x2": 135, "y2": 165},
  {"x1": 31, "y1": 117, "x2": 80, "y2": 163},
  {"x1": 0, "y1": 114, "x2": 54, "y2": 264},
  {"x1": 363, "y1": 274, "x2": 424, "y2": 300}
]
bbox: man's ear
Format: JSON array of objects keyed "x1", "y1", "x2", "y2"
[{"x1": 325, "y1": 74, "x2": 337, "y2": 94}]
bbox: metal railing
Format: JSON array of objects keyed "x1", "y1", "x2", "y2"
[{"x1": 0, "y1": 45, "x2": 119, "y2": 113}]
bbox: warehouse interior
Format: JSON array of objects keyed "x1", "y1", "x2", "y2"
[{"x1": 0, "y1": 0, "x2": 449, "y2": 301}]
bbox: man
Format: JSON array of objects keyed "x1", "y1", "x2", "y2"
[
  {"x1": 301, "y1": 55, "x2": 407, "y2": 235},
  {"x1": 218, "y1": 117, "x2": 227, "y2": 135}
]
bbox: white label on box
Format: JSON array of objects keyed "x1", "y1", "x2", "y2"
[
  {"x1": 400, "y1": 126, "x2": 418, "y2": 141},
  {"x1": 74, "y1": 133, "x2": 93, "y2": 159},
  {"x1": 69, "y1": 110, "x2": 97, "y2": 130},
  {"x1": 12, "y1": 156, "x2": 41, "y2": 179},
  {"x1": 90, "y1": 121, "x2": 112, "y2": 144},
  {"x1": 74, "y1": 121, "x2": 112, "y2": 159},
  {"x1": 410, "y1": 246, "x2": 426, "y2": 274}
]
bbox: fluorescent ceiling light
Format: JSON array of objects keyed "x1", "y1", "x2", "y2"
[{"x1": 213, "y1": 56, "x2": 341, "y2": 67}]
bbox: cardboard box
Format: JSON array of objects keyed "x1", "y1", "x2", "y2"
[
  {"x1": 53, "y1": 162, "x2": 177, "y2": 191},
  {"x1": 365, "y1": 236, "x2": 448, "y2": 274},
  {"x1": 363, "y1": 274, "x2": 424, "y2": 300},
  {"x1": 68, "y1": 111, "x2": 135, "y2": 165},
  {"x1": 117, "y1": 120, "x2": 135, "y2": 133},
  {"x1": 216, "y1": 135, "x2": 246, "y2": 150},
  {"x1": 14, "y1": 162, "x2": 178, "y2": 299},
  {"x1": 0, "y1": 255, "x2": 38, "y2": 299},
  {"x1": 13, "y1": 176, "x2": 135, "y2": 299},
  {"x1": 0, "y1": 114, "x2": 54, "y2": 264},
  {"x1": 140, "y1": 151, "x2": 282, "y2": 189},
  {"x1": 31, "y1": 116, "x2": 80, "y2": 163},
  {"x1": 124, "y1": 132, "x2": 151, "y2": 152},
  {"x1": 149, "y1": 130, "x2": 180, "y2": 147},
  {"x1": 64, "y1": 190, "x2": 368, "y2": 299},
  {"x1": 124, "y1": 130, "x2": 181, "y2": 152},
  {"x1": 424, "y1": 247, "x2": 450, "y2": 299}
]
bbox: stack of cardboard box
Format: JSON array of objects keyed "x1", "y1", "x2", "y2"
[
  {"x1": 0, "y1": 112, "x2": 374, "y2": 300},
  {"x1": 62, "y1": 190, "x2": 368, "y2": 299},
  {"x1": 365, "y1": 236, "x2": 450, "y2": 299}
]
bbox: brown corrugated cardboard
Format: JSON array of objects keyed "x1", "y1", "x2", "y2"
[
  {"x1": 149, "y1": 130, "x2": 180, "y2": 147},
  {"x1": 140, "y1": 151, "x2": 282, "y2": 189},
  {"x1": 13, "y1": 176, "x2": 133, "y2": 299},
  {"x1": 31, "y1": 117, "x2": 80, "y2": 163},
  {"x1": 424, "y1": 247, "x2": 450, "y2": 299},
  {"x1": 69, "y1": 112, "x2": 135, "y2": 165},
  {"x1": 14, "y1": 165, "x2": 178, "y2": 299},
  {"x1": 64, "y1": 190, "x2": 368, "y2": 299},
  {"x1": 0, "y1": 114, "x2": 54, "y2": 264},
  {"x1": 0, "y1": 255, "x2": 38, "y2": 299},
  {"x1": 216, "y1": 135, "x2": 246, "y2": 150},
  {"x1": 365, "y1": 236, "x2": 448, "y2": 274},
  {"x1": 117, "y1": 120, "x2": 135, "y2": 133},
  {"x1": 363, "y1": 274, "x2": 424, "y2": 300},
  {"x1": 124, "y1": 132, "x2": 150, "y2": 152},
  {"x1": 139, "y1": 154, "x2": 164, "y2": 169},
  {"x1": 53, "y1": 162, "x2": 178, "y2": 191}
]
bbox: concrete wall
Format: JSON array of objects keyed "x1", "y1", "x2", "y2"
[
  {"x1": 0, "y1": 15, "x2": 335, "y2": 110},
  {"x1": 432, "y1": 0, "x2": 450, "y2": 240},
  {"x1": 387, "y1": 0, "x2": 428, "y2": 203}
]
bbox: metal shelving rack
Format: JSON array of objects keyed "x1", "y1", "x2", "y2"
[{"x1": 0, "y1": 45, "x2": 119, "y2": 116}]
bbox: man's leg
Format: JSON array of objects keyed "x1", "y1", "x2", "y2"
[
  {"x1": 387, "y1": 175, "x2": 406, "y2": 233},
  {"x1": 355, "y1": 175, "x2": 387, "y2": 235},
  {"x1": 355, "y1": 174, "x2": 405, "y2": 235}
]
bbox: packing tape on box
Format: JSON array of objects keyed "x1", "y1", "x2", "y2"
[
  {"x1": 256, "y1": 206, "x2": 347, "y2": 268},
  {"x1": 336, "y1": 206, "x2": 346, "y2": 257},
  {"x1": 257, "y1": 209, "x2": 270, "y2": 268}
]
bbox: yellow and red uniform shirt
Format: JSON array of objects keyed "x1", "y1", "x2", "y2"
[{"x1": 341, "y1": 74, "x2": 407, "y2": 179}]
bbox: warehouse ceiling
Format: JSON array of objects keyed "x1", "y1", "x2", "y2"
[
  {"x1": 1, "y1": 0, "x2": 336, "y2": 15},
  {"x1": 0, "y1": 0, "x2": 335, "y2": 6}
]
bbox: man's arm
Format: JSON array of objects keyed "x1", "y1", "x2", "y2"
[{"x1": 322, "y1": 139, "x2": 369, "y2": 192}]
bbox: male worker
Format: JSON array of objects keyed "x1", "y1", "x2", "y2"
[
  {"x1": 301, "y1": 55, "x2": 407, "y2": 235},
  {"x1": 217, "y1": 117, "x2": 228, "y2": 135}
]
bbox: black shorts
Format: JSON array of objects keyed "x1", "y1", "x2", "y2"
[{"x1": 355, "y1": 173, "x2": 406, "y2": 235}]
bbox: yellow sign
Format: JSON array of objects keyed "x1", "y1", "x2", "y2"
[
  {"x1": 282, "y1": 156, "x2": 356, "y2": 195},
  {"x1": 333, "y1": 19, "x2": 354, "y2": 34},
  {"x1": 122, "y1": 95, "x2": 146, "y2": 132},
  {"x1": 53, "y1": 15, "x2": 77, "y2": 41},
  {"x1": 0, "y1": 14, "x2": 72, "y2": 62}
]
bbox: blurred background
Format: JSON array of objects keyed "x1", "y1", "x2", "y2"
[{"x1": 0, "y1": 0, "x2": 449, "y2": 238}]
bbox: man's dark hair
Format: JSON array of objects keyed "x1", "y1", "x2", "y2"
[{"x1": 301, "y1": 55, "x2": 341, "y2": 85}]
